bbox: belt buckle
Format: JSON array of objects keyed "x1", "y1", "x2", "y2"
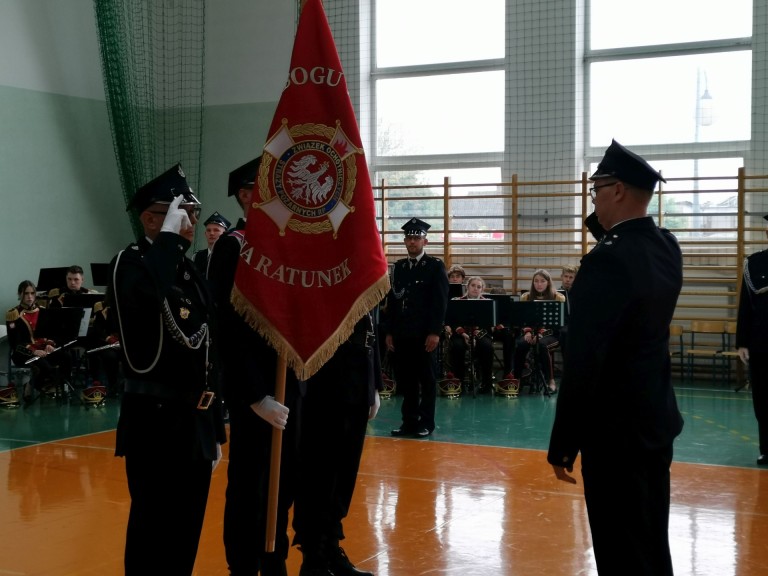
[{"x1": 197, "y1": 391, "x2": 215, "y2": 410}]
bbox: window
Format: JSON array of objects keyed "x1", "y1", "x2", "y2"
[{"x1": 587, "y1": 0, "x2": 753, "y2": 239}]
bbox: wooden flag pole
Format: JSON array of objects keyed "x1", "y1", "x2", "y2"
[{"x1": 265, "y1": 354, "x2": 288, "y2": 552}]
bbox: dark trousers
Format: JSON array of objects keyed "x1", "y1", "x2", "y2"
[
  {"x1": 89, "y1": 349, "x2": 121, "y2": 392},
  {"x1": 224, "y1": 400, "x2": 298, "y2": 575},
  {"x1": 124, "y1": 452, "x2": 212, "y2": 575},
  {"x1": 293, "y1": 349, "x2": 369, "y2": 557},
  {"x1": 493, "y1": 328, "x2": 516, "y2": 375},
  {"x1": 448, "y1": 333, "x2": 494, "y2": 387},
  {"x1": 749, "y1": 354, "x2": 768, "y2": 454},
  {"x1": 582, "y1": 442, "x2": 675, "y2": 576},
  {"x1": 393, "y1": 335, "x2": 438, "y2": 432},
  {"x1": 513, "y1": 335, "x2": 557, "y2": 381}
]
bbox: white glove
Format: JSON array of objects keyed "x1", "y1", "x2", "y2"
[
  {"x1": 212, "y1": 442, "x2": 223, "y2": 471},
  {"x1": 252, "y1": 395, "x2": 290, "y2": 430},
  {"x1": 160, "y1": 195, "x2": 192, "y2": 235},
  {"x1": 368, "y1": 390, "x2": 381, "y2": 420}
]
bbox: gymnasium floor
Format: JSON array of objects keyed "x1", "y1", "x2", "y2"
[{"x1": 0, "y1": 380, "x2": 766, "y2": 575}]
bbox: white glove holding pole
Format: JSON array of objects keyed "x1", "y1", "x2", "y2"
[
  {"x1": 252, "y1": 395, "x2": 290, "y2": 430},
  {"x1": 160, "y1": 195, "x2": 192, "y2": 235}
]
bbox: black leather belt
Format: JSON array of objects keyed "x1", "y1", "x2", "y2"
[{"x1": 124, "y1": 378, "x2": 214, "y2": 410}]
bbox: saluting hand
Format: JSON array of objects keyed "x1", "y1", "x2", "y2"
[{"x1": 160, "y1": 195, "x2": 192, "y2": 238}]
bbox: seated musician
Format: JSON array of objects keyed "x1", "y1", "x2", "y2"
[
  {"x1": 513, "y1": 269, "x2": 564, "y2": 395},
  {"x1": 46, "y1": 265, "x2": 98, "y2": 308},
  {"x1": 444, "y1": 276, "x2": 494, "y2": 392},
  {"x1": 87, "y1": 301, "x2": 122, "y2": 396},
  {"x1": 5, "y1": 280, "x2": 72, "y2": 401}
]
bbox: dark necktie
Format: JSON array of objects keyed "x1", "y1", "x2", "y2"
[{"x1": 409, "y1": 258, "x2": 417, "y2": 269}]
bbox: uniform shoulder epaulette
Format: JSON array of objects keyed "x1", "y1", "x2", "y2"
[
  {"x1": 5, "y1": 308, "x2": 19, "y2": 322},
  {"x1": 48, "y1": 288, "x2": 61, "y2": 297},
  {"x1": 93, "y1": 301, "x2": 104, "y2": 313}
]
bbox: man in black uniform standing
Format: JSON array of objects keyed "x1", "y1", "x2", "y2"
[
  {"x1": 385, "y1": 218, "x2": 449, "y2": 438},
  {"x1": 208, "y1": 155, "x2": 299, "y2": 576},
  {"x1": 736, "y1": 215, "x2": 768, "y2": 466},
  {"x1": 293, "y1": 311, "x2": 381, "y2": 576},
  {"x1": 547, "y1": 140, "x2": 684, "y2": 576},
  {"x1": 194, "y1": 211, "x2": 231, "y2": 276},
  {"x1": 109, "y1": 163, "x2": 227, "y2": 575}
]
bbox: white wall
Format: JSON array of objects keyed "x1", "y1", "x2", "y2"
[{"x1": 0, "y1": 0, "x2": 296, "y2": 308}]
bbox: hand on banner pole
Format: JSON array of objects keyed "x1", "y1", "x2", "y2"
[
  {"x1": 369, "y1": 389, "x2": 381, "y2": 420},
  {"x1": 252, "y1": 395, "x2": 290, "y2": 430},
  {"x1": 161, "y1": 195, "x2": 192, "y2": 236}
]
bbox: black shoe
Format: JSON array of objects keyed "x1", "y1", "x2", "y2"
[
  {"x1": 415, "y1": 427, "x2": 431, "y2": 438},
  {"x1": 329, "y1": 547, "x2": 374, "y2": 576},
  {"x1": 298, "y1": 567, "x2": 334, "y2": 576},
  {"x1": 390, "y1": 427, "x2": 412, "y2": 437},
  {"x1": 261, "y1": 555, "x2": 288, "y2": 576},
  {"x1": 758, "y1": 455, "x2": 768, "y2": 466}
]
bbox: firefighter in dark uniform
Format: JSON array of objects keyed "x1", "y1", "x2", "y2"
[
  {"x1": 193, "y1": 211, "x2": 231, "y2": 276},
  {"x1": 385, "y1": 218, "x2": 449, "y2": 437},
  {"x1": 736, "y1": 215, "x2": 768, "y2": 466},
  {"x1": 109, "y1": 164, "x2": 226, "y2": 575},
  {"x1": 208, "y1": 155, "x2": 299, "y2": 576},
  {"x1": 547, "y1": 140, "x2": 684, "y2": 576},
  {"x1": 293, "y1": 310, "x2": 381, "y2": 576}
]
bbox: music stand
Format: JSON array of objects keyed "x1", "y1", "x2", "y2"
[
  {"x1": 508, "y1": 301, "x2": 563, "y2": 330},
  {"x1": 61, "y1": 293, "x2": 105, "y2": 311},
  {"x1": 91, "y1": 263, "x2": 110, "y2": 288},
  {"x1": 445, "y1": 299, "x2": 497, "y2": 397},
  {"x1": 29, "y1": 308, "x2": 84, "y2": 400},
  {"x1": 485, "y1": 294, "x2": 516, "y2": 327},
  {"x1": 448, "y1": 283, "x2": 464, "y2": 299},
  {"x1": 36, "y1": 267, "x2": 69, "y2": 293},
  {"x1": 36, "y1": 308, "x2": 85, "y2": 345}
]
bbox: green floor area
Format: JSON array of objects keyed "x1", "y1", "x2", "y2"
[{"x1": 0, "y1": 382, "x2": 761, "y2": 468}]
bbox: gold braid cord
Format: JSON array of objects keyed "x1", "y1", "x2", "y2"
[{"x1": 231, "y1": 273, "x2": 390, "y2": 380}]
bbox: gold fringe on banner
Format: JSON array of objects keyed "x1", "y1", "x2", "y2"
[{"x1": 231, "y1": 273, "x2": 390, "y2": 381}]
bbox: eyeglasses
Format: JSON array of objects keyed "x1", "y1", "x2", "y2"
[
  {"x1": 148, "y1": 206, "x2": 202, "y2": 218},
  {"x1": 589, "y1": 181, "x2": 618, "y2": 199}
]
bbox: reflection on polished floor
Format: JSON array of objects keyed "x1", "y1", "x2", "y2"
[{"x1": 0, "y1": 383, "x2": 766, "y2": 575}]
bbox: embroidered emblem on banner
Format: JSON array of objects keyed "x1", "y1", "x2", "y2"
[{"x1": 257, "y1": 120, "x2": 361, "y2": 237}]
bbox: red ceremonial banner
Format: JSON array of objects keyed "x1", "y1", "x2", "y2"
[{"x1": 232, "y1": 0, "x2": 389, "y2": 380}]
